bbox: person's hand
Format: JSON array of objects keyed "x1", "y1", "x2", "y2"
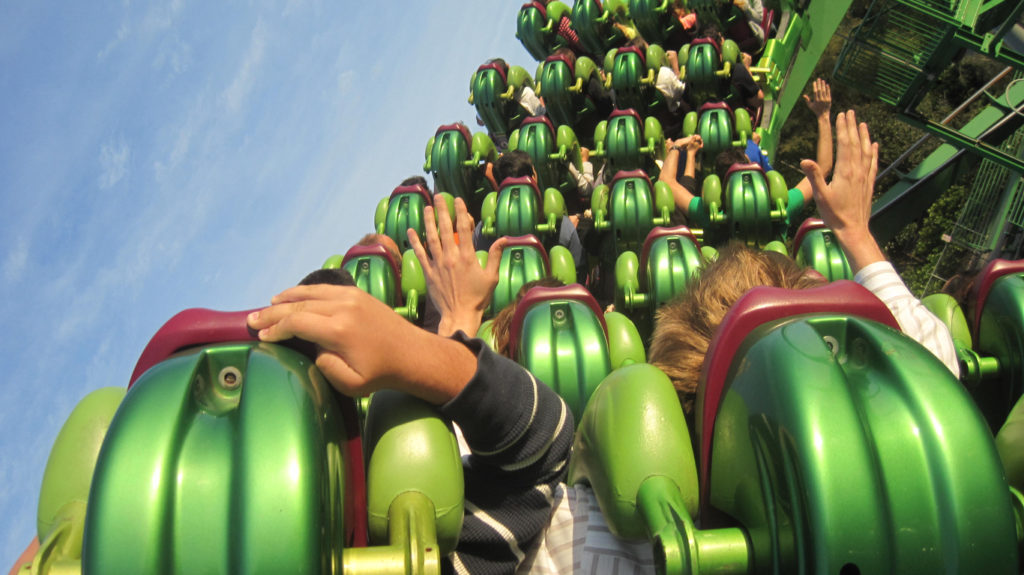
[
  {"x1": 581, "y1": 146, "x2": 590, "y2": 163},
  {"x1": 247, "y1": 284, "x2": 476, "y2": 404},
  {"x1": 683, "y1": 134, "x2": 703, "y2": 152},
  {"x1": 800, "y1": 109, "x2": 884, "y2": 272},
  {"x1": 803, "y1": 78, "x2": 832, "y2": 119},
  {"x1": 409, "y1": 194, "x2": 508, "y2": 337}
]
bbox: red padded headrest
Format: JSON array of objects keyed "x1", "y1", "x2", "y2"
[
  {"x1": 508, "y1": 284, "x2": 607, "y2": 360},
  {"x1": 341, "y1": 244, "x2": 403, "y2": 301},
  {"x1": 522, "y1": 1, "x2": 547, "y2": 19},
  {"x1": 498, "y1": 175, "x2": 543, "y2": 201},
  {"x1": 640, "y1": 226, "x2": 701, "y2": 283},
  {"x1": 690, "y1": 36, "x2": 722, "y2": 54},
  {"x1": 129, "y1": 308, "x2": 260, "y2": 387},
  {"x1": 697, "y1": 281, "x2": 899, "y2": 516},
  {"x1": 972, "y1": 258, "x2": 1024, "y2": 342},
  {"x1": 698, "y1": 100, "x2": 733, "y2": 115},
  {"x1": 791, "y1": 218, "x2": 827, "y2": 255},
  {"x1": 615, "y1": 45, "x2": 646, "y2": 65},
  {"x1": 477, "y1": 61, "x2": 508, "y2": 83},
  {"x1": 544, "y1": 52, "x2": 576, "y2": 74},
  {"x1": 521, "y1": 114, "x2": 557, "y2": 132},
  {"x1": 436, "y1": 123, "x2": 472, "y2": 146},
  {"x1": 723, "y1": 162, "x2": 764, "y2": 181},
  {"x1": 609, "y1": 107, "x2": 643, "y2": 122},
  {"x1": 502, "y1": 234, "x2": 552, "y2": 271},
  {"x1": 610, "y1": 168, "x2": 652, "y2": 185},
  {"x1": 389, "y1": 184, "x2": 432, "y2": 204}
]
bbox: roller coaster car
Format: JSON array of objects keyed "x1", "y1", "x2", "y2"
[
  {"x1": 627, "y1": 0, "x2": 684, "y2": 49},
  {"x1": 591, "y1": 169, "x2": 674, "y2": 255},
  {"x1": 516, "y1": 1, "x2": 573, "y2": 61},
  {"x1": 791, "y1": 218, "x2": 853, "y2": 281},
  {"x1": 320, "y1": 243, "x2": 424, "y2": 323},
  {"x1": 468, "y1": 60, "x2": 535, "y2": 142},
  {"x1": 506, "y1": 284, "x2": 645, "y2": 421},
  {"x1": 699, "y1": 161, "x2": 788, "y2": 248},
  {"x1": 922, "y1": 258, "x2": 1024, "y2": 433},
  {"x1": 602, "y1": 44, "x2": 666, "y2": 114},
  {"x1": 423, "y1": 124, "x2": 497, "y2": 210},
  {"x1": 614, "y1": 226, "x2": 710, "y2": 322},
  {"x1": 479, "y1": 176, "x2": 566, "y2": 240},
  {"x1": 571, "y1": 0, "x2": 630, "y2": 58},
  {"x1": 26, "y1": 309, "x2": 465, "y2": 574},
  {"x1": 682, "y1": 101, "x2": 751, "y2": 161},
  {"x1": 679, "y1": 36, "x2": 739, "y2": 103},
  {"x1": 536, "y1": 52, "x2": 605, "y2": 137},
  {"x1": 486, "y1": 234, "x2": 577, "y2": 318},
  {"x1": 591, "y1": 108, "x2": 665, "y2": 178},
  {"x1": 572, "y1": 282, "x2": 1024, "y2": 574},
  {"x1": 508, "y1": 115, "x2": 585, "y2": 201}
]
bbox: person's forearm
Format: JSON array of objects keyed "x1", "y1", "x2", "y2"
[
  {"x1": 437, "y1": 309, "x2": 485, "y2": 341},
  {"x1": 816, "y1": 113, "x2": 833, "y2": 177},
  {"x1": 834, "y1": 227, "x2": 886, "y2": 275},
  {"x1": 660, "y1": 148, "x2": 696, "y2": 211},
  {"x1": 393, "y1": 328, "x2": 478, "y2": 404},
  {"x1": 684, "y1": 149, "x2": 698, "y2": 179}
]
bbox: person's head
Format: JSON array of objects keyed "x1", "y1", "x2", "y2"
[
  {"x1": 698, "y1": 22, "x2": 722, "y2": 43},
  {"x1": 400, "y1": 175, "x2": 429, "y2": 190},
  {"x1": 648, "y1": 241, "x2": 826, "y2": 414},
  {"x1": 298, "y1": 268, "x2": 356, "y2": 287},
  {"x1": 715, "y1": 147, "x2": 750, "y2": 183},
  {"x1": 490, "y1": 276, "x2": 566, "y2": 358},
  {"x1": 493, "y1": 150, "x2": 536, "y2": 186},
  {"x1": 357, "y1": 233, "x2": 402, "y2": 264},
  {"x1": 484, "y1": 57, "x2": 509, "y2": 74}
]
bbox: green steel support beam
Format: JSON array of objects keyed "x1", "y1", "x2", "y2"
[{"x1": 898, "y1": 112, "x2": 1024, "y2": 174}]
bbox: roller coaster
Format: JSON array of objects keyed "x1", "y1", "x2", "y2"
[{"x1": 11, "y1": 0, "x2": 1024, "y2": 573}]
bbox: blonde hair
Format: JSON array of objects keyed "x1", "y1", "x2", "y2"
[{"x1": 648, "y1": 241, "x2": 825, "y2": 413}]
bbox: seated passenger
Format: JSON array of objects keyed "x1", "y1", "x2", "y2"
[{"x1": 659, "y1": 77, "x2": 833, "y2": 230}]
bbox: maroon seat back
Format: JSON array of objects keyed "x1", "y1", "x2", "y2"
[{"x1": 508, "y1": 284, "x2": 607, "y2": 359}]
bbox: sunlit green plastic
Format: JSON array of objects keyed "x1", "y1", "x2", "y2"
[
  {"x1": 572, "y1": 0, "x2": 623, "y2": 57},
  {"x1": 374, "y1": 197, "x2": 389, "y2": 234},
  {"x1": 516, "y1": 2, "x2": 554, "y2": 61},
  {"x1": 427, "y1": 128, "x2": 492, "y2": 205},
  {"x1": 975, "y1": 271, "x2": 1024, "y2": 432},
  {"x1": 609, "y1": 48, "x2": 654, "y2": 113},
  {"x1": 723, "y1": 168, "x2": 783, "y2": 248},
  {"x1": 470, "y1": 66, "x2": 510, "y2": 138},
  {"x1": 383, "y1": 189, "x2": 430, "y2": 253},
  {"x1": 602, "y1": 112, "x2": 652, "y2": 175},
  {"x1": 707, "y1": 316, "x2": 1019, "y2": 574},
  {"x1": 604, "y1": 311, "x2": 646, "y2": 368},
  {"x1": 538, "y1": 58, "x2": 578, "y2": 129},
  {"x1": 548, "y1": 244, "x2": 577, "y2": 286},
  {"x1": 628, "y1": 0, "x2": 680, "y2": 46},
  {"x1": 513, "y1": 120, "x2": 558, "y2": 190},
  {"x1": 645, "y1": 232, "x2": 704, "y2": 309},
  {"x1": 84, "y1": 342, "x2": 349, "y2": 574},
  {"x1": 517, "y1": 299, "x2": 612, "y2": 422},
  {"x1": 489, "y1": 243, "x2": 549, "y2": 316},
  {"x1": 362, "y1": 390, "x2": 463, "y2": 556},
  {"x1": 343, "y1": 252, "x2": 400, "y2": 308},
  {"x1": 996, "y1": 397, "x2": 1024, "y2": 493},
  {"x1": 606, "y1": 175, "x2": 656, "y2": 253},
  {"x1": 491, "y1": 182, "x2": 557, "y2": 239},
  {"x1": 794, "y1": 227, "x2": 853, "y2": 281},
  {"x1": 690, "y1": 106, "x2": 738, "y2": 160},
  {"x1": 684, "y1": 41, "x2": 725, "y2": 100}
]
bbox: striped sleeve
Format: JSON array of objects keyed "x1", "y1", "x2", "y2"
[
  {"x1": 855, "y1": 261, "x2": 961, "y2": 378},
  {"x1": 439, "y1": 334, "x2": 575, "y2": 575}
]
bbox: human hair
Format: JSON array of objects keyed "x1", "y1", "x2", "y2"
[
  {"x1": 400, "y1": 175, "x2": 429, "y2": 190},
  {"x1": 493, "y1": 150, "x2": 535, "y2": 186},
  {"x1": 714, "y1": 147, "x2": 749, "y2": 183},
  {"x1": 299, "y1": 268, "x2": 356, "y2": 287},
  {"x1": 490, "y1": 276, "x2": 566, "y2": 358},
  {"x1": 357, "y1": 233, "x2": 402, "y2": 264},
  {"x1": 698, "y1": 22, "x2": 722, "y2": 43},
  {"x1": 648, "y1": 241, "x2": 826, "y2": 414},
  {"x1": 485, "y1": 58, "x2": 509, "y2": 73}
]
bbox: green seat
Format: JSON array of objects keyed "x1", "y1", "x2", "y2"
[
  {"x1": 508, "y1": 284, "x2": 644, "y2": 422},
  {"x1": 374, "y1": 184, "x2": 434, "y2": 253},
  {"x1": 480, "y1": 175, "x2": 565, "y2": 240},
  {"x1": 536, "y1": 52, "x2": 604, "y2": 136},
  {"x1": 469, "y1": 60, "x2": 534, "y2": 140},
  {"x1": 321, "y1": 244, "x2": 425, "y2": 323},
  {"x1": 508, "y1": 115, "x2": 583, "y2": 200},
  {"x1": 571, "y1": 0, "x2": 628, "y2": 57},
  {"x1": 700, "y1": 161, "x2": 788, "y2": 248},
  {"x1": 679, "y1": 37, "x2": 736, "y2": 102},
  {"x1": 488, "y1": 234, "x2": 576, "y2": 317},
  {"x1": 604, "y1": 44, "x2": 665, "y2": 114},
  {"x1": 697, "y1": 282, "x2": 1020, "y2": 573},
  {"x1": 627, "y1": 0, "x2": 683, "y2": 47},
  {"x1": 592, "y1": 108, "x2": 664, "y2": 178},
  {"x1": 423, "y1": 124, "x2": 497, "y2": 209},
  {"x1": 592, "y1": 168, "x2": 674, "y2": 255},
  {"x1": 682, "y1": 101, "x2": 750, "y2": 161},
  {"x1": 791, "y1": 218, "x2": 853, "y2": 281},
  {"x1": 516, "y1": 1, "x2": 572, "y2": 60}
]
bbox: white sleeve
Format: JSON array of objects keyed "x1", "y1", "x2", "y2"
[
  {"x1": 517, "y1": 86, "x2": 545, "y2": 116},
  {"x1": 855, "y1": 261, "x2": 961, "y2": 378},
  {"x1": 567, "y1": 160, "x2": 595, "y2": 195}
]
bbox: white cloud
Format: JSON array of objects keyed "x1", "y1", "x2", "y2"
[
  {"x1": 221, "y1": 21, "x2": 267, "y2": 115},
  {"x1": 98, "y1": 138, "x2": 130, "y2": 189},
  {"x1": 3, "y1": 237, "x2": 28, "y2": 284}
]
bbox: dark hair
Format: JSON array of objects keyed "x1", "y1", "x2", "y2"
[
  {"x1": 400, "y1": 175, "x2": 429, "y2": 190},
  {"x1": 299, "y1": 268, "x2": 356, "y2": 287},
  {"x1": 493, "y1": 150, "x2": 535, "y2": 186},
  {"x1": 698, "y1": 22, "x2": 722, "y2": 43},
  {"x1": 714, "y1": 147, "x2": 749, "y2": 183},
  {"x1": 484, "y1": 58, "x2": 509, "y2": 73}
]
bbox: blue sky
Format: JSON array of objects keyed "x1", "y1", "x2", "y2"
[{"x1": 0, "y1": 1, "x2": 533, "y2": 565}]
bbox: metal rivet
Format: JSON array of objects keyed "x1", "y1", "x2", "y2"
[{"x1": 219, "y1": 366, "x2": 242, "y2": 389}]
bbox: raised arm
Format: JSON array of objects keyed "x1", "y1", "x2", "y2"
[
  {"x1": 794, "y1": 78, "x2": 833, "y2": 203},
  {"x1": 659, "y1": 135, "x2": 703, "y2": 215},
  {"x1": 408, "y1": 194, "x2": 507, "y2": 338}
]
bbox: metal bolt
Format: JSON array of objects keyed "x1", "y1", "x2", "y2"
[{"x1": 219, "y1": 366, "x2": 242, "y2": 389}]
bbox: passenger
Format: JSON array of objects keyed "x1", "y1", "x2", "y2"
[
  {"x1": 355, "y1": 233, "x2": 401, "y2": 265},
  {"x1": 697, "y1": 22, "x2": 763, "y2": 114},
  {"x1": 247, "y1": 245, "x2": 573, "y2": 575},
  {"x1": 658, "y1": 77, "x2": 833, "y2": 231}
]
